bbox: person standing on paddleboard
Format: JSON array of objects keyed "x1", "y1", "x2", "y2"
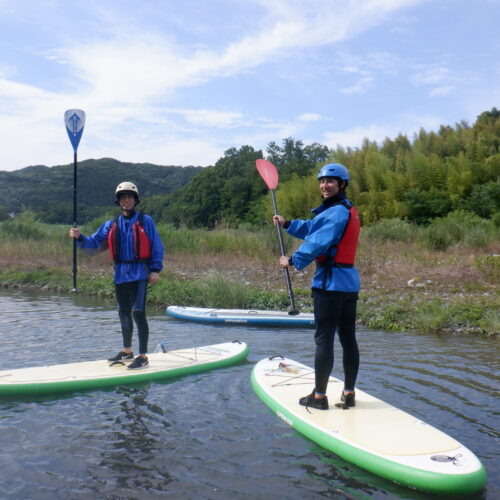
[
  {"x1": 69, "y1": 182, "x2": 164, "y2": 370},
  {"x1": 273, "y1": 164, "x2": 360, "y2": 410}
]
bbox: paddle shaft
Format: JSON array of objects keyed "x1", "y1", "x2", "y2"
[
  {"x1": 270, "y1": 189, "x2": 299, "y2": 314},
  {"x1": 72, "y1": 151, "x2": 77, "y2": 291}
]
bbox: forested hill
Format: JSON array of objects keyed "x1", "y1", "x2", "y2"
[{"x1": 0, "y1": 158, "x2": 202, "y2": 223}]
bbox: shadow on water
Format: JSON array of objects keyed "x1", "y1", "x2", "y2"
[{"x1": 0, "y1": 288, "x2": 498, "y2": 499}]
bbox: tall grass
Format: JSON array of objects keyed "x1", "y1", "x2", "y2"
[
  {"x1": 0, "y1": 211, "x2": 70, "y2": 263},
  {"x1": 473, "y1": 254, "x2": 500, "y2": 281},
  {"x1": 361, "y1": 218, "x2": 417, "y2": 242},
  {"x1": 4, "y1": 209, "x2": 496, "y2": 258},
  {"x1": 148, "y1": 270, "x2": 290, "y2": 310},
  {"x1": 0, "y1": 214, "x2": 287, "y2": 264},
  {"x1": 0, "y1": 210, "x2": 55, "y2": 240},
  {"x1": 156, "y1": 223, "x2": 290, "y2": 261}
]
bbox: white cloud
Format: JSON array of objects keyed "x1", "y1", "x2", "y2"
[
  {"x1": 49, "y1": 0, "x2": 424, "y2": 106},
  {"x1": 167, "y1": 108, "x2": 245, "y2": 128},
  {"x1": 92, "y1": 135, "x2": 224, "y2": 167},
  {"x1": 0, "y1": 63, "x2": 17, "y2": 78},
  {"x1": 324, "y1": 124, "x2": 393, "y2": 149},
  {"x1": 411, "y1": 65, "x2": 451, "y2": 86},
  {"x1": 298, "y1": 113, "x2": 322, "y2": 122},
  {"x1": 340, "y1": 76, "x2": 375, "y2": 94},
  {"x1": 323, "y1": 114, "x2": 443, "y2": 149},
  {"x1": 3, "y1": 0, "x2": 488, "y2": 172},
  {"x1": 0, "y1": 77, "x2": 50, "y2": 100},
  {"x1": 333, "y1": 51, "x2": 398, "y2": 93},
  {"x1": 429, "y1": 85, "x2": 454, "y2": 97}
]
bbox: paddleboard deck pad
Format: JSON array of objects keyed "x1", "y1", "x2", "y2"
[
  {"x1": 0, "y1": 341, "x2": 249, "y2": 397},
  {"x1": 251, "y1": 356, "x2": 486, "y2": 495},
  {"x1": 166, "y1": 306, "x2": 314, "y2": 327}
]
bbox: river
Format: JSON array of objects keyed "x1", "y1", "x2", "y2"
[{"x1": 0, "y1": 288, "x2": 498, "y2": 499}]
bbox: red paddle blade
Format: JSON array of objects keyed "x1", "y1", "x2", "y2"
[{"x1": 256, "y1": 159, "x2": 279, "y2": 190}]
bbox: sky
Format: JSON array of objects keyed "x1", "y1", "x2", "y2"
[{"x1": 0, "y1": 0, "x2": 498, "y2": 172}]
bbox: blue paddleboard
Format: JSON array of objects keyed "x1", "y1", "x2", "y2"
[{"x1": 166, "y1": 306, "x2": 315, "y2": 327}]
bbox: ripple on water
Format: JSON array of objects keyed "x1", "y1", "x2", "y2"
[{"x1": 0, "y1": 289, "x2": 498, "y2": 499}]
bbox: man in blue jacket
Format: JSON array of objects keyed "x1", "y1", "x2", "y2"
[
  {"x1": 69, "y1": 182, "x2": 164, "y2": 369},
  {"x1": 274, "y1": 164, "x2": 360, "y2": 410}
]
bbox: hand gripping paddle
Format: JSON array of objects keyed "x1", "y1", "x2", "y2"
[{"x1": 256, "y1": 159, "x2": 299, "y2": 315}]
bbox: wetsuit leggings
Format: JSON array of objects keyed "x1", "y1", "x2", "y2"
[
  {"x1": 115, "y1": 280, "x2": 149, "y2": 355},
  {"x1": 312, "y1": 289, "x2": 359, "y2": 395}
]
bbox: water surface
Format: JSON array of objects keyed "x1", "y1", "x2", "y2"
[{"x1": 0, "y1": 289, "x2": 498, "y2": 499}]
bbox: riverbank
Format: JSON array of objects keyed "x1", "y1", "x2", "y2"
[{"x1": 0, "y1": 237, "x2": 498, "y2": 336}]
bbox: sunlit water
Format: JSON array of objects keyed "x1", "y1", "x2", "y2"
[{"x1": 0, "y1": 288, "x2": 498, "y2": 499}]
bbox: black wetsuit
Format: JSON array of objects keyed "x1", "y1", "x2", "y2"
[
  {"x1": 115, "y1": 280, "x2": 149, "y2": 355},
  {"x1": 312, "y1": 289, "x2": 359, "y2": 394}
]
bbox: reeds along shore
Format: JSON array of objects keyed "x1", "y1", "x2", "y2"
[{"x1": 0, "y1": 211, "x2": 498, "y2": 336}]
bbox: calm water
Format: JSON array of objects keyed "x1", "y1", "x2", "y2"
[{"x1": 0, "y1": 288, "x2": 498, "y2": 500}]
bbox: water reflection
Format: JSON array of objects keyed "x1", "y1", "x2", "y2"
[{"x1": 96, "y1": 386, "x2": 175, "y2": 492}]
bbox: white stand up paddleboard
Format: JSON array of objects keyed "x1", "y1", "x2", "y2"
[
  {"x1": 251, "y1": 356, "x2": 486, "y2": 495},
  {"x1": 0, "y1": 341, "x2": 248, "y2": 397},
  {"x1": 166, "y1": 306, "x2": 315, "y2": 327}
]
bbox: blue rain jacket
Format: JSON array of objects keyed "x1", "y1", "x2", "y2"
[
  {"x1": 287, "y1": 199, "x2": 360, "y2": 292},
  {"x1": 77, "y1": 211, "x2": 164, "y2": 285}
]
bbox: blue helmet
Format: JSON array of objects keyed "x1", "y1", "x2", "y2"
[{"x1": 317, "y1": 163, "x2": 349, "y2": 186}]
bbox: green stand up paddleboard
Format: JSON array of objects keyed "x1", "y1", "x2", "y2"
[
  {"x1": 251, "y1": 356, "x2": 486, "y2": 495},
  {"x1": 0, "y1": 341, "x2": 249, "y2": 397}
]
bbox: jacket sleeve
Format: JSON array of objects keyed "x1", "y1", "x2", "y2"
[
  {"x1": 143, "y1": 215, "x2": 164, "y2": 273},
  {"x1": 291, "y1": 206, "x2": 349, "y2": 271},
  {"x1": 286, "y1": 219, "x2": 313, "y2": 240},
  {"x1": 77, "y1": 220, "x2": 112, "y2": 252}
]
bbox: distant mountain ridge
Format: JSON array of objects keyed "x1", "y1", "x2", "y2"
[{"x1": 0, "y1": 157, "x2": 203, "y2": 223}]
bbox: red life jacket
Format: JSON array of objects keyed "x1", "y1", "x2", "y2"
[
  {"x1": 315, "y1": 206, "x2": 360, "y2": 267},
  {"x1": 107, "y1": 212, "x2": 152, "y2": 263}
]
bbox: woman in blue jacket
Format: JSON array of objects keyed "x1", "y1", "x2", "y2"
[
  {"x1": 69, "y1": 182, "x2": 164, "y2": 369},
  {"x1": 274, "y1": 164, "x2": 360, "y2": 410}
]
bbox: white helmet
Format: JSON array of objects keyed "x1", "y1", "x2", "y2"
[{"x1": 115, "y1": 181, "x2": 139, "y2": 204}]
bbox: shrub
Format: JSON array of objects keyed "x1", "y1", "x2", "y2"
[
  {"x1": 0, "y1": 210, "x2": 46, "y2": 240},
  {"x1": 201, "y1": 271, "x2": 249, "y2": 308},
  {"x1": 462, "y1": 180, "x2": 500, "y2": 218},
  {"x1": 421, "y1": 210, "x2": 497, "y2": 250},
  {"x1": 493, "y1": 212, "x2": 500, "y2": 228},
  {"x1": 362, "y1": 218, "x2": 416, "y2": 242}
]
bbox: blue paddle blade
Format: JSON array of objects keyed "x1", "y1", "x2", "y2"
[{"x1": 64, "y1": 109, "x2": 86, "y2": 152}]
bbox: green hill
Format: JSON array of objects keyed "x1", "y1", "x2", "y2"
[{"x1": 0, "y1": 158, "x2": 202, "y2": 223}]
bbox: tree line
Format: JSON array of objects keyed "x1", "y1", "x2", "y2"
[
  {"x1": 143, "y1": 109, "x2": 499, "y2": 227},
  {"x1": 1, "y1": 109, "x2": 498, "y2": 227}
]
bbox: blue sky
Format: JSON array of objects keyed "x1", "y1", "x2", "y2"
[{"x1": 0, "y1": 0, "x2": 498, "y2": 171}]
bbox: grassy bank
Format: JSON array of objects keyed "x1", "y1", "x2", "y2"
[{"x1": 0, "y1": 211, "x2": 498, "y2": 336}]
